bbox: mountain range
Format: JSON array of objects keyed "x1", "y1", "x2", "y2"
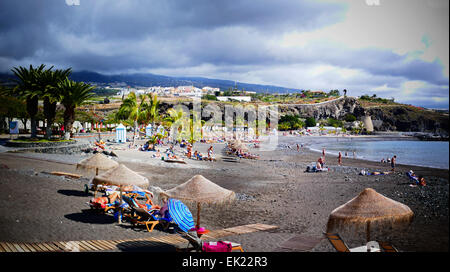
[{"x1": 0, "y1": 70, "x2": 302, "y2": 94}]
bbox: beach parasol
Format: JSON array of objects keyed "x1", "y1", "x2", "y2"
[
  {"x1": 168, "y1": 198, "x2": 195, "y2": 233},
  {"x1": 326, "y1": 188, "x2": 414, "y2": 242},
  {"x1": 161, "y1": 174, "x2": 235, "y2": 228},
  {"x1": 77, "y1": 153, "x2": 120, "y2": 197},
  {"x1": 234, "y1": 143, "x2": 249, "y2": 152},
  {"x1": 93, "y1": 164, "x2": 149, "y2": 223},
  {"x1": 76, "y1": 153, "x2": 119, "y2": 176},
  {"x1": 93, "y1": 164, "x2": 149, "y2": 188}
]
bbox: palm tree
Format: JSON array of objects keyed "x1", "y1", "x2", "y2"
[
  {"x1": 10, "y1": 64, "x2": 47, "y2": 139},
  {"x1": 143, "y1": 93, "x2": 160, "y2": 127},
  {"x1": 38, "y1": 67, "x2": 72, "y2": 139},
  {"x1": 164, "y1": 107, "x2": 187, "y2": 141},
  {"x1": 116, "y1": 92, "x2": 147, "y2": 146},
  {"x1": 58, "y1": 79, "x2": 95, "y2": 140}
]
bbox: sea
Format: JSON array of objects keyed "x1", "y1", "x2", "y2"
[{"x1": 281, "y1": 136, "x2": 449, "y2": 170}]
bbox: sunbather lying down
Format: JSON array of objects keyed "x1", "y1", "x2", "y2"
[
  {"x1": 90, "y1": 190, "x2": 159, "y2": 211},
  {"x1": 305, "y1": 163, "x2": 329, "y2": 172},
  {"x1": 89, "y1": 191, "x2": 120, "y2": 209},
  {"x1": 359, "y1": 170, "x2": 391, "y2": 176}
]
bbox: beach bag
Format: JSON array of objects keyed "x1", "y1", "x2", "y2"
[{"x1": 202, "y1": 241, "x2": 232, "y2": 252}]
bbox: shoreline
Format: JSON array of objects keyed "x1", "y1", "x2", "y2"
[{"x1": 1, "y1": 137, "x2": 449, "y2": 173}]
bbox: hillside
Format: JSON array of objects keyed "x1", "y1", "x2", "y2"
[
  {"x1": 0, "y1": 70, "x2": 301, "y2": 94},
  {"x1": 82, "y1": 96, "x2": 448, "y2": 135}
]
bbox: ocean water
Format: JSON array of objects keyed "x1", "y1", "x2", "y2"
[
  {"x1": 279, "y1": 136, "x2": 449, "y2": 170},
  {"x1": 307, "y1": 139, "x2": 449, "y2": 170}
]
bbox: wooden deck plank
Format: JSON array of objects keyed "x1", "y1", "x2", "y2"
[
  {"x1": 93, "y1": 240, "x2": 113, "y2": 250},
  {"x1": 85, "y1": 240, "x2": 104, "y2": 251},
  {"x1": 3, "y1": 242, "x2": 16, "y2": 252},
  {"x1": 31, "y1": 243, "x2": 49, "y2": 252},
  {"x1": 96, "y1": 240, "x2": 117, "y2": 250},
  {"x1": 244, "y1": 223, "x2": 278, "y2": 231},
  {"x1": 153, "y1": 236, "x2": 173, "y2": 244},
  {"x1": 74, "y1": 241, "x2": 90, "y2": 252},
  {"x1": 40, "y1": 242, "x2": 57, "y2": 251},
  {"x1": 10, "y1": 243, "x2": 24, "y2": 252},
  {"x1": 0, "y1": 223, "x2": 279, "y2": 253},
  {"x1": 223, "y1": 225, "x2": 258, "y2": 235},
  {"x1": 15, "y1": 243, "x2": 32, "y2": 252},
  {"x1": 0, "y1": 242, "x2": 11, "y2": 252},
  {"x1": 78, "y1": 240, "x2": 97, "y2": 251},
  {"x1": 165, "y1": 235, "x2": 187, "y2": 244},
  {"x1": 51, "y1": 241, "x2": 68, "y2": 252},
  {"x1": 46, "y1": 242, "x2": 62, "y2": 251},
  {"x1": 19, "y1": 243, "x2": 37, "y2": 252}
]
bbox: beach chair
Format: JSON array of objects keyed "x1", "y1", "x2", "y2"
[
  {"x1": 377, "y1": 241, "x2": 398, "y2": 252},
  {"x1": 131, "y1": 207, "x2": 165, "y2": 232},
  {"x1": 324, "y1": 233, "x2": 351, "y2": 252},
  {"x1": 177, "y1": 231, "x2": 244, "y2": 252}
]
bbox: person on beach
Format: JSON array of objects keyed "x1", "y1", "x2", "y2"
[
  {"x1": 338, "y1": 152, "x2": 342, "y2": 165},
  {"x1": 318, "y1": 157, "x2": 324, "y2": 168},
  {"x1": 296, "y1": 144, "x2": 300, "y2": 152},
  {"x1": 158, "y1": 197, "x2": 170, "y2": 222},
  {"x1": 322, "y1": 148, "x2": 326, "y2": 157},
  {"x1": 208, "y1": 146, "x2": 213, "y2": 160},
  {"x1": 418, "y1": 176, "x2": 427, "y2": 186},
  {"x1": 315, "y1": 161, "x2": 322, "y2": 171},
  {"x1": 391, "y1": 155, "x2": 397, "y2": 172}
]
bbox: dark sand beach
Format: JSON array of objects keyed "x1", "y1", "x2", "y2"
[{"x1": 0, "y1": 135, "x2": 448, "y2": 252}]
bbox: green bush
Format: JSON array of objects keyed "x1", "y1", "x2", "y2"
[
  {"x1": 202, "y1": 94, "x2": 218, "y2": 101},
  {"x1": 327, "y1": 118, "x2": 343, "y2": 127},
  {"x1": 278, "y1": 115, "x2": 305, "y2": 130},
  {"x1": 305, "y1": 117, "x2": 316, "y2": 127},
  {"x1": 344, "y1": 114, "x2": 357, "y2": 122}
]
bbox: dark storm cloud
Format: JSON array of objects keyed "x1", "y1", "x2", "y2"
[
  {"x1": 0, "y1": 0, "x2": 346, "y2": 63},
  {"x1": 0, "y1": 0, "x2": 448, "y2": 109}
]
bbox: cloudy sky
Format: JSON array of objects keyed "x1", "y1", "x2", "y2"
[{"x1": 0, "y1": 0, "x2": 448, "y2": 108}]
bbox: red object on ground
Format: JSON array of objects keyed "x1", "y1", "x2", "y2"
[{"x1": 202, "y1": 241, "x2": 232, "y2": 252}]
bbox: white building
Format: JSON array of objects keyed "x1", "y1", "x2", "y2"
[{"x1": 217, "y1": 96, "x2": 252, "y2": 102}]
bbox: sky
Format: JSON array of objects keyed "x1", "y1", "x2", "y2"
[{"x1": 0, "y1": 0, "x2": 448, "y2": 109}]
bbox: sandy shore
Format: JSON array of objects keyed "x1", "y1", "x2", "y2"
[{"x1": 0, "y1": 135, "x2": 448, "y2": 252}]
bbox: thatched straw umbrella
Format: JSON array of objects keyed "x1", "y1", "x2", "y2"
[
  {"x1": 234, "y1": 143, "x2": 249, "y2": 152},
  {"x1": 327, "y1": 188, "x2": 414, "y2": 242},
  {"x1": 76, "y1": 153, "x2": 119, "y2": 176},
  {"x1": 161, "y1": 174, "x2": 235, "y2": 228},
  {"x1": 93, "y1": 164, "x2": 149, "y2": 223},
  {"x1": 228, "y1": 139, "x2": 241, "y2": 148}
]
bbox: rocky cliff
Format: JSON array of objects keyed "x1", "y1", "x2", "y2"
[
  {"x1": 98, "y1": 96, "x2": 448, "y2": 135},
  {"x1": 277, "y1": 97, "x2": 448, "y2": 135}
]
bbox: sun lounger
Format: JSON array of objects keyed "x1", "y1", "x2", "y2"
[
  {"x1": 132, "y1": 207, "x2": 165, "y2": 232},
  {"x1": 165, "y1": 159, "x2": 187, "y2": 164},
  {"x1": 324, "y1": 233, "x2": 351, "y2": 252},
  {"x1": 377, "y1": 241, "x2": 398, "y2": 252},
  {"x1": 177, "y1": 231, "x2": 244, "y2": 252},
  {"x1": 122, "y1": 196, "x2": 170, "y2": 232}
]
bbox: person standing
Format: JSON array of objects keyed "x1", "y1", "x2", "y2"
[
  {"x1": 391, "y1": 155, "x2": 397, "y2": 172},
  {"x1": 338, "y1": 152, "x2": 342, "y2": 165},
  {"x1": 296, "y1": 143, "x2": 300, "y2": 152},
  {"x1": 322, "y1": 148, "x2": 326, "y2": 157}
]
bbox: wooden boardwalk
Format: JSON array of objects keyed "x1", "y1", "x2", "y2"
[{"x1": 0, "y1": 223, "x2": 277, "y2": 252}]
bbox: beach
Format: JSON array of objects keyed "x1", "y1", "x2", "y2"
[{"x1": 0, "y1": 135, "x2": 448, "y2": 252}]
